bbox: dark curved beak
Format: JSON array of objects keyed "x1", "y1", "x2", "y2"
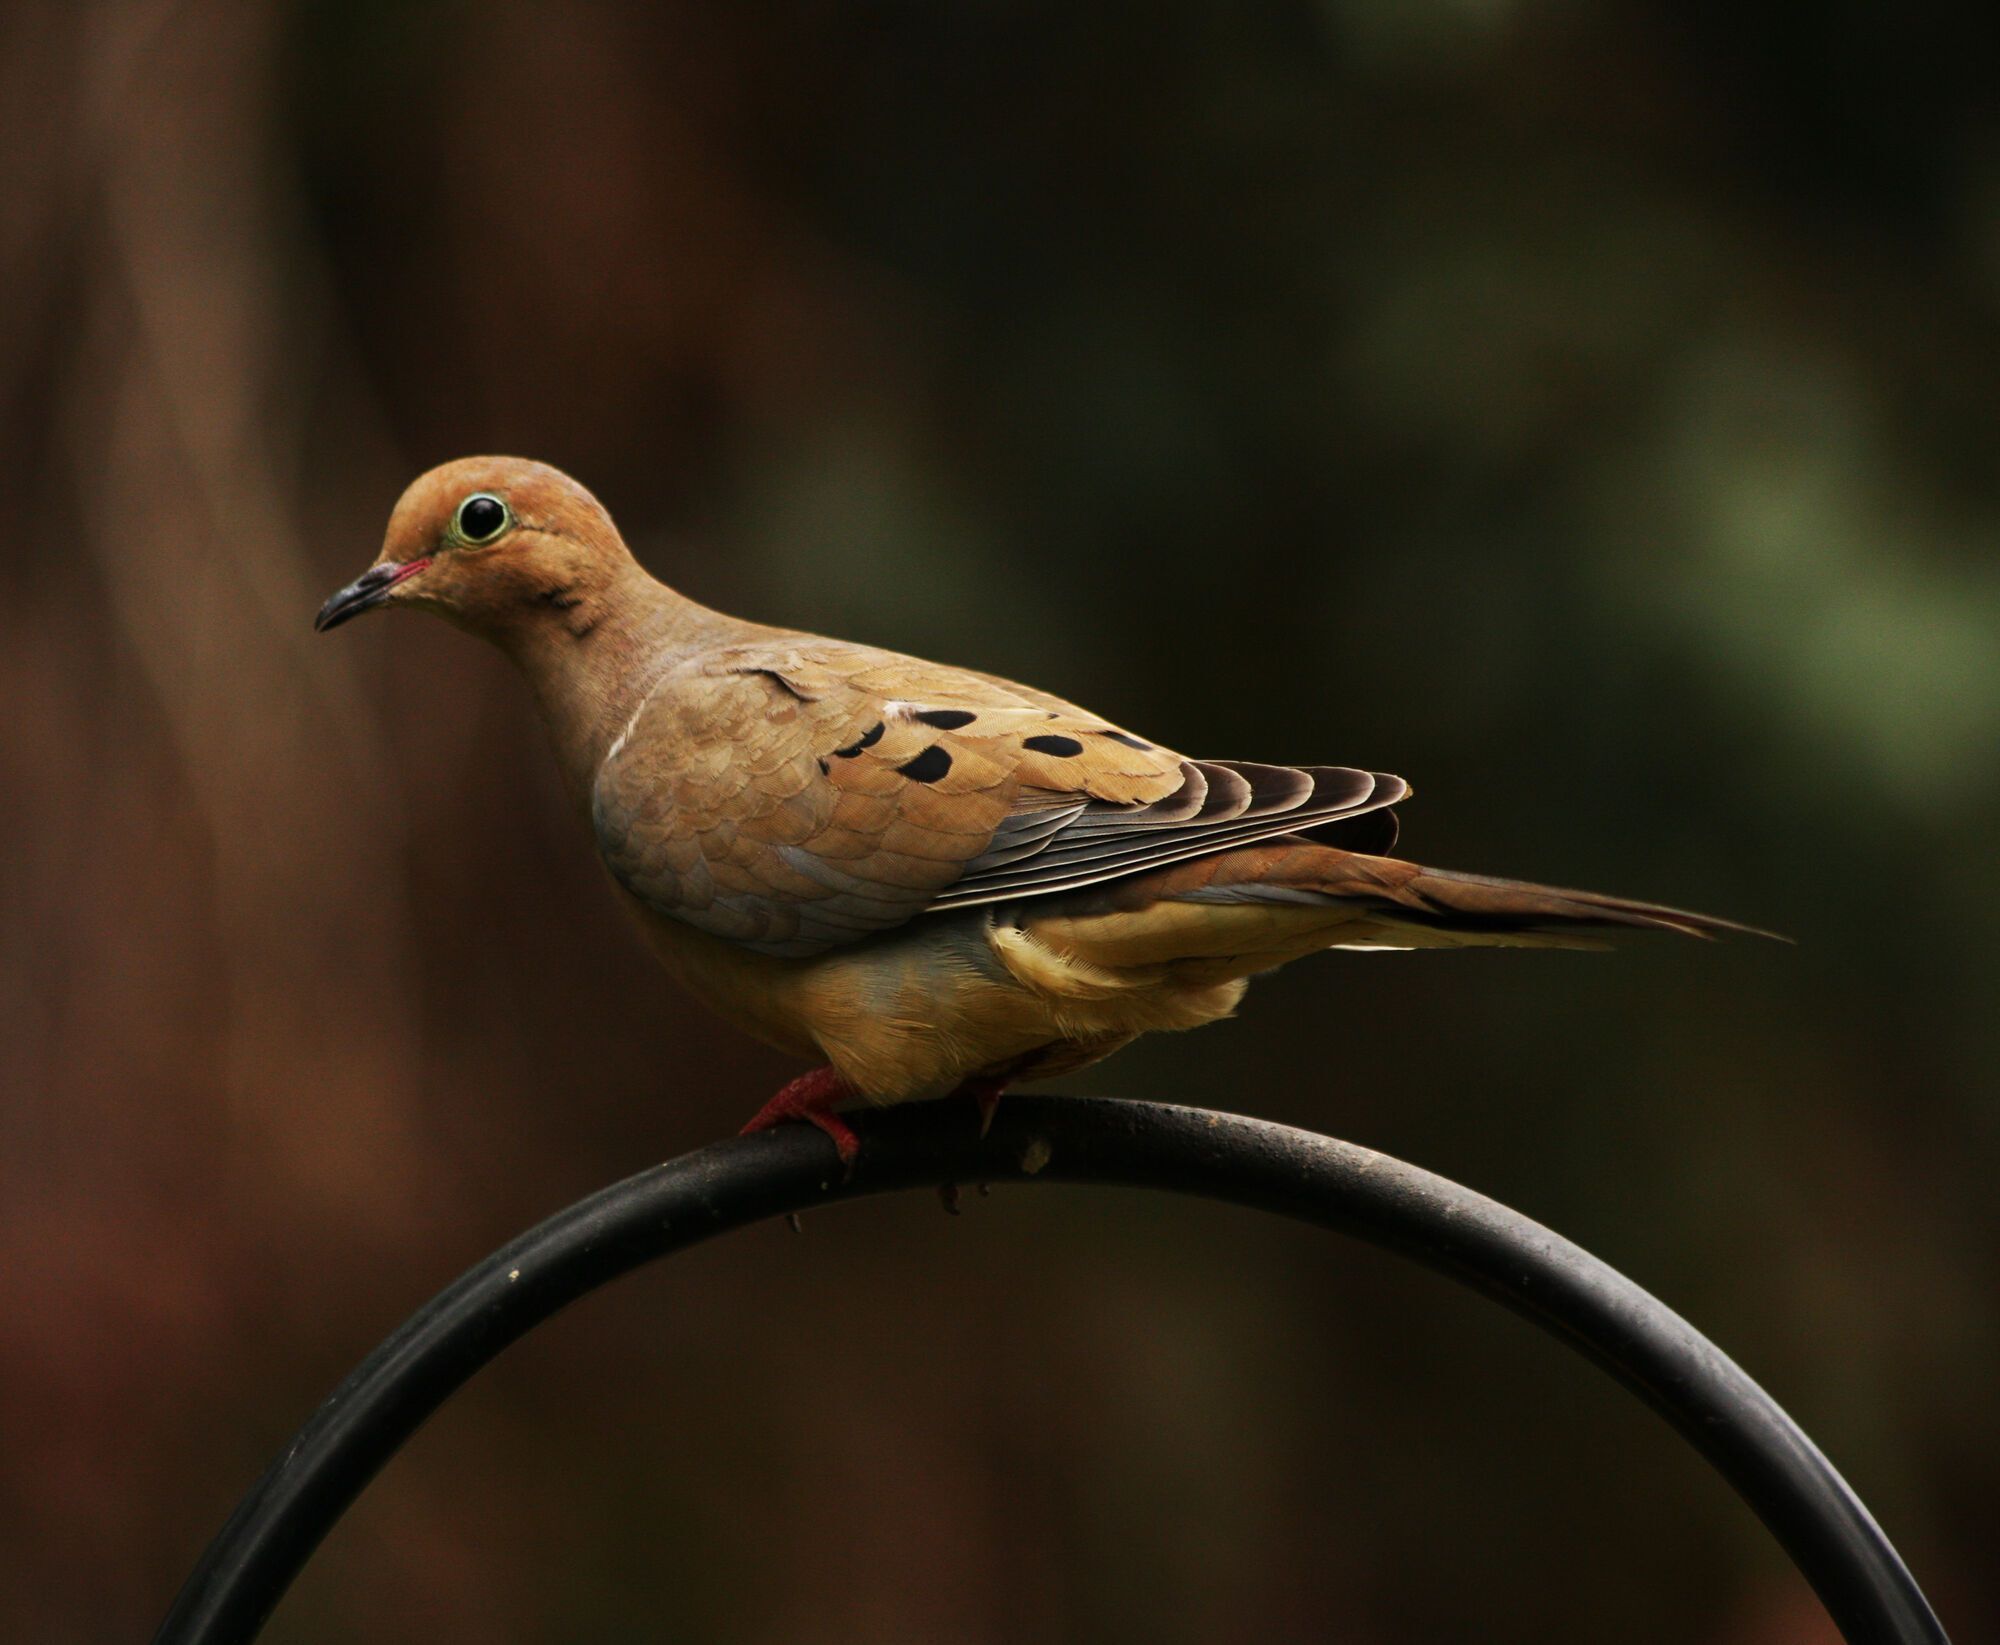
[{"x1": 314, "y1": 558, "x2": 431, "y2": 632}]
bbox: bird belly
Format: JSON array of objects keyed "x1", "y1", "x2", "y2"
[
  {"x1": 792, "y1": 911, "x2": 1248, "y2": 1102},
  {"x1": 627, "y1": 895, "x2": 1244, "y2": 1104},
  {"x1": 624, "y1": 898, "x2": 826, "y2": 1061}
]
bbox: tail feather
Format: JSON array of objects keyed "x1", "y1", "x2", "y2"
[
  {"x1": 1017, "y1": 839, "x2": 1782, "y2": 975},
  {"x1": 1359, "y1": 861, "x2": 1781, "y2": 943}
]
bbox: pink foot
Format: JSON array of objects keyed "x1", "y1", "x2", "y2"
[{"x1": 740, "y1": 1066, "x2": 860, "y2": 1171}]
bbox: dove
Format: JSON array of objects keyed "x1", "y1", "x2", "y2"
[{"x1": 317, "y1": 457, "x2": 1768, "y2": 1165}]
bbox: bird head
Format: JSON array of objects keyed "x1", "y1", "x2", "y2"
[{"x1": 315, "y1": 456, "x2": 633, "y2": 641}]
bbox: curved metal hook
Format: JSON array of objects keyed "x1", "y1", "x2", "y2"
[{"x1": 152, "y1": 1096, "x2": 1950, "y2": 1644}]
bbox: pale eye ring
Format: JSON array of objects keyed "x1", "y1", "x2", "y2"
[{"x1": 455, "y1": 492, "x2": 510, "y2": 544}]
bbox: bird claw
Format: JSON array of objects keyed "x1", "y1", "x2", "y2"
[
  {"x1": 948, "y1": 1074, "x2": 1011, "y2": 1140},
  {"x1": 741, "y1": 1066, "x2": 861, "y2": 1177}
]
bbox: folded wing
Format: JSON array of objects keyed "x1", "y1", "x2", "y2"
[{"x1": 590, "y1": 636, "x2": 1406, "y2": 957}]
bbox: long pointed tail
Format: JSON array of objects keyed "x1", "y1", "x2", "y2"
[
  {"x1": 1330, "y1": 857, "x2": 1780, "y2": 944},
  {"x1": 1020, "y1": 839, "x2": 1782, "y2": 972}
]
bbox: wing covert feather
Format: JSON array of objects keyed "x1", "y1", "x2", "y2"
[{"x1": 591, "y1": 636, "x2": 1403, "y2": 957}]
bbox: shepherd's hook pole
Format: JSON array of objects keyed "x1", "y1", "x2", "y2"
[{"x1": 153, "y1": 1095, "x2": 1950, "y2": 1645}]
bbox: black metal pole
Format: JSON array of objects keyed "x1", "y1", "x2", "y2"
[{"x1": 152, "y1": 1096, "x2": 1950, "y2": 1645}]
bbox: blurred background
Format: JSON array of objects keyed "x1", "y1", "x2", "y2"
[{"x1": 4, "y1": 1, "x2": 1996, "y2": 1639}]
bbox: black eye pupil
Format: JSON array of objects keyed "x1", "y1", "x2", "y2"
[{"x1": 459, "y1": 495, "x2": 506, "y2": 541}]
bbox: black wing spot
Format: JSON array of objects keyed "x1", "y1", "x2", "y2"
[
  {"x1": 914, "y1": 708, "x2": 977, "y2": 729},
  {"x1": 817, "y1": 758, "x2": 830, "y2": 775},
  {"x1": 1096, "y1": 729, "x2": 1153, "y2": 750},
  {"x1": 896, "y1": 745, "x2": 953, "y2": 783},
  {"x1": 1024, "y1": 734, "x2": 1084, "y2": 757},
  {"x1": 832, "y1": 722, "x2": 885, "y2": 758}
]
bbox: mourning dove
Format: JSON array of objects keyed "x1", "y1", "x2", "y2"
[{"x1": 317, "y1": 457, "x2": 1768, "y2": 1164}]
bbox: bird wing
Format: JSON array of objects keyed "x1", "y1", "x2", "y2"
[{"x1": 590, "y1": 636, "x2": 1406, "y2": 957}]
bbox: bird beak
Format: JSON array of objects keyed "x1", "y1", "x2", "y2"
[{"x1": 314, "y1": 558, "x2": 432, "y2": 632}]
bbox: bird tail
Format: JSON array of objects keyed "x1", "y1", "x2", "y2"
[
  {"x1": 1016, "y1": 838, "x2": 1780, "y2": 976},
  {"x1": 1320, "y1": 857, "x2": 1773, "y2": 946}
]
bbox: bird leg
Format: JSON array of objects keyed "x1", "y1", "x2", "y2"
[
  {"x1": 932, "y1": 1067, "x2": 1027, "y2": 1213},
  {"x1": 740, "y1": 1065, "x2": 860, "y2": 1170},
  {"x1": 743, "y1": 1063, "x2": 1015, "y2": 1188},
  {"x1": 948, "y1": 1072, "x2": 1017, "y2": 1139}
]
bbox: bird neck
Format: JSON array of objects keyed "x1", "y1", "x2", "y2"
[{"x1": 496, "y1": 563, "x2": 747, "y2": 812}]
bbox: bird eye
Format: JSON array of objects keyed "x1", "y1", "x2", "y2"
[{"x1": 454, "y1": 493, "x2": 511, "y2": 544}]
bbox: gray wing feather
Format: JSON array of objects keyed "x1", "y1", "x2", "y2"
[{"x1": 927, "y1": 764, "x2": 1405, "y2": 912}]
